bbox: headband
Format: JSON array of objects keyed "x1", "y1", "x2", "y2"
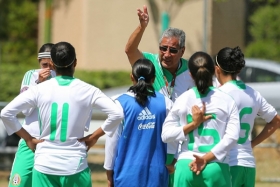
[
  {"x1": 51, "y1": 56, "x2": 76, "y2": 68},
  {"x1": 38, "y1": 52, "x2": 51, "y2": 59},
  {"x1": 215, "y1": 55, "x2": 236, "y2": 73}
]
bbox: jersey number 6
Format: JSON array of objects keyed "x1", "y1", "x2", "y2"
[{"x1": 238, "y1": 107, "x2": 252, "y2": 144}]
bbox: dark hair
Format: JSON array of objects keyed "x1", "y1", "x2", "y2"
[
  {"x1": 51, "y1": 42, "x2": 76, "y2": 73},
  {"x1": 188, "y1": 52, "x2": 215, "y2": 94},
  {"x1": 39, "y1": 43, "x2": 54, "y2": 53},
  {"x1": 128, "y1": 58, "x2": 156, "y2": 106},
  {"x1": 38, "y1": 43, "x2": 54, "y2": 62},
  {"x1": 216, "y1": 46, "x2": 245, "y2": 75}
]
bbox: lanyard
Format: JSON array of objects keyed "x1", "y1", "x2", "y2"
[{"x1": 163, "y1": 60, "x2": 181, "y2": 100}]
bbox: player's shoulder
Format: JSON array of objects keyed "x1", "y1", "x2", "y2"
[
  {"x1": 142, "y1": 52, "x2": 158, "y2": 62},
  {"x1": 214, "y1": 87, "x2": 237, "y2": 105},
  {"x1": 72, "y1": 78, "x2": 90, "y2": 86},
  {"x1": 21, "y1": 69, "x2": 40, "y2": 86},
  {"x1": 143, "y1": 51, "x2": 157, "y2": 57},
  {"x1": 23, "y1": 69, "x2": 39, "y2": 76},
  {"x1": 181, "y1": 57, "x2": 188, "y2": 63},
  {"x1": 73, "y1": 78, "x2": 101, "y2": 91}
]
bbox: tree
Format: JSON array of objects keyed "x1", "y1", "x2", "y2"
[
  {"x1": 0, "y1": 0, "x2": 131, "y2": 102},
  {"x1": 0, "y1": 0, "x2": 38, "y2": 65},
  {"x1": 0, "y1": 0, "x2": 39, "y2": 101},
  {"x1": 245, "y1": 2, "x2": 280, "y2": 62}
]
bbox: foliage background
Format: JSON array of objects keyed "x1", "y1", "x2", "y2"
[
  {"x1": 0, "y1": 0, "x2": 131, "y2": 102},
  {"x1": 1, "y1": 0, "x2": 280, "y2": 101},
  {"x1": 245, "y1": 0, "x2": 280, "y2": 61}
]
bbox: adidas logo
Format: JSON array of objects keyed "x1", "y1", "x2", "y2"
[{"x1": 137, "y1": 107, "x2": 155, "y2": 120}]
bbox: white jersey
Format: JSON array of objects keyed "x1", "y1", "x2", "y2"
[
  {"x1": 20, "y1": 69, "x2": 56, "y2": 138},
  {"x1": 219, "y1": 80, "x2": 277, "y2": 167},
  {"x1": 162, "y1": 87, "x2": 240, "y2": 163},
  {"x1": 1, "y1": 76, "x2": 123, "y2": 175}
]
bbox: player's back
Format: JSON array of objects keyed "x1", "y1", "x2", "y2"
[
  {"x1": 33, "y1": 76, "x2": 102, "y2": 175},
  {"x1": 113, "y1": 91, "x2": 171, "y2": 187},
  {"x1": 175, "y1": 86, "x2": 239, "y2": 163},
  {"x1": 219, "y1": 80, "x2": 277, "y2": 167},
  {"x1": 36, "y1": 77, "x2": 96, "y2": 141}
]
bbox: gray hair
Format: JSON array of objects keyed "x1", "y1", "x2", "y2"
[{"x1": 159, "y1": 27, "x2": 186, "y2": 48}]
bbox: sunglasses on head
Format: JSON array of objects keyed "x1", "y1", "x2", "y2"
[{"x1": 159, "y1": 46, "x2": 180, "y2": 54}]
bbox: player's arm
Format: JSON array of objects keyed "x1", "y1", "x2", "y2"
[
  {"x1": 162, "y1": 102, "x2": 210, "y2": 143},
  {"x1": 79, "y1": 90, "x2": 123, "y2": 149},
  {"x1": 1, "y1": 88, "x2": 37, "y2": 135},
  {"x1": 91, "y1": 91, "x2": 124, "y2": 137},
  {"x1": 15, "y1": 127, "x2": 43, "y2": 151},
  {"x1": 210, "y1": 101, "x2": 240, "y2": 161},
  {"x1": 125, "y1": 5, "x2": 149, "y2": 66},
  {"x1": 189, "y1": 152, "x2": 216, "y2": 175},
  {"x1": 190, "y1": 99, "x2": 241, "y2": 175},
  {"x1": 79, "y1": 111, "x2": 122, "y2": 152},
  {"x1": 36, "y1": 68, "x2": 51, "y2": 84},
  {"x1": 166, "y1": 155, "x2": 177, "y2": 174},
  {"x1": 104, "y1": 124, "x2": 122, "y2": 169},
  {"x1": 183, "y1": 104, "x2": 212, "y2": 135},
  {"x1": 20, "y1": 70, "x2": 36, "y2": 116},
  {"x1": 79, "y1": 127, "x2": 105, "y2": 151},
  {"x1": 1, "y1": 87, "x2": 43, "y2": 150},
  {"x1": 104, "y1": 124, "x2": 122, "y2": 187},
  {"x1": 161, "y1": 102, "x2": 185, "y2": 143},
  {"x1": 251, "y1": 95, "x2": 280, "y2": 148},
  {"x1": 106, "y1": 170, "x2": 114, "y2": 187},
  {"x1": 251, "y1": 114, "x2": 280, "y2": 148}
]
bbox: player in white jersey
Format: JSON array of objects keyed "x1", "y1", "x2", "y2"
[
  {"x1": 1, "y1": 42, "x2": 123, "y2": 187},
  {"x1": 215, "y1": 46, "x2": 280, "y2": 187},
  {"x1": 162, "y1": 51, "x2": 240, "y2": 187},
  {"x1": 7, "y1": 43, "x2": 55, "y2": 187},
  {"x1": 125, "y1": 5, "x2": 194, "y2": 186}
]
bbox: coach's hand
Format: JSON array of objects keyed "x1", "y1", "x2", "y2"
[{"x1": 137, "y1": 5, "x2": 149, "y2": 28}]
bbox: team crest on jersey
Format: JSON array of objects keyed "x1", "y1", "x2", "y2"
[{"x1": 11, "y1": 173, "x2": 21, "y2": 186}]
